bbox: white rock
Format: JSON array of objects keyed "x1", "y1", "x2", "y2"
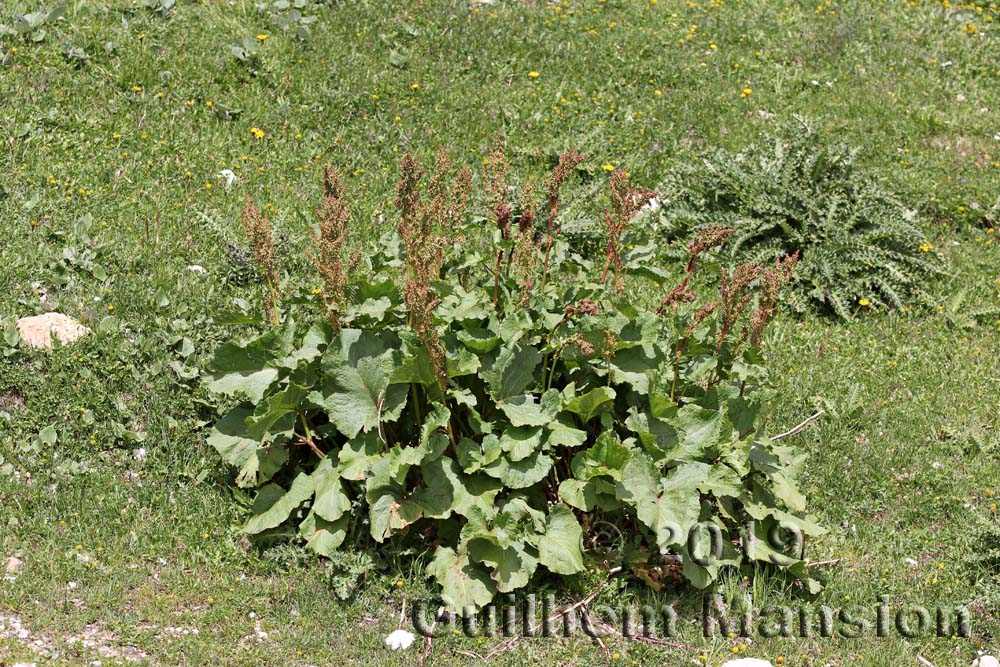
[
  {"x1": 973, "y1": 656, "x2": 1000, "y2": 667},
  {"x1": 16, "y1": 313, "x2": 90, "y2": 349},
  {"x1": 187, "y1": 265, "x2": 207, "y2": 274},
  {"x1": 384, "y1": 629, "x2": 416, "y2": 651},
  {"x1": 132, "y1": 448, "x2": 147, "y2": 462},
  {"x1": 906, "y1": 558, "x2": 919, "y2": 567},
  {"x1": 4, "y1": 556, "x2": 22, "y2": 574}
]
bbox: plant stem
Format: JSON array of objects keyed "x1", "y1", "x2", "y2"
[
  {"x1": 538, "y1": 234, "x2": 554, "y2": 293},
  {"x1": 410, "y1": 384, "x2": 424, "y2": 427},
  {"x1": 297, "y1": 413, "x2": 326, "y2": 459},
  {"x1": 670, "y1": 337, "x2": 689, "y2": 402}
]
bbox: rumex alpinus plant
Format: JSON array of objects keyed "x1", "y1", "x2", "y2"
[{"x1": 206, "y1": 139, "x2": 822, "y2": 612}]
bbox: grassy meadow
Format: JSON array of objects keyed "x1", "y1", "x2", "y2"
[{"x1": 2, "y1": 0, "x2": 1000, "y2": 665}]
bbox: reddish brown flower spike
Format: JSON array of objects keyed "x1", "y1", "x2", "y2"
[
  {"x1": 309, "y1": 166, "x2": 351, "y2": 332},
  {"x1": 241, "y1": 195, "x2": 280, "y2": 327}
]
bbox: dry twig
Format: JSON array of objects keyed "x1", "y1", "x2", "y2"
[{"x1": 770, "y1": 410, "x2": 826, "y2": 441}]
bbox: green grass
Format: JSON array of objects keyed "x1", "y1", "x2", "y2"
[{"x1": 2, "y1": 0, "x2": 1000, "y2": 665}]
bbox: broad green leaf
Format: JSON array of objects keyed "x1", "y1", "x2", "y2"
[
  {"x1": 420, "y1": 403, "x2": 452, "y2": 463},
  {"x1": 428, "y1": 546, "x2": 497, "y2": 613},
  {"x1": 321, "y1": 356, "x2": 407, "y2": 439},
  {"x1": 570, "y1": 432, "x2": 631, "y2": 480},
  {"x1": 697, "y1": 464, "x2": 744, "y2": 498},
  {"x1": 616, "y1": 455, "x2": 702, "y2": 550},
  {"x1": 671, "y1": 404, "x2": 727, "y2": 461},
  {"x1": 331, "y1": 328, "x2": 393, "y2": 363},
  {"x1": 439, "y1": 285, "x2": 492, "y2": 321},
  {"x1": 483, "y1": 449, "x2": 553, "y2": 489},
  {"x1": 205, "y1": 327, "x2": 292, "y2": 402},
  {"x1": 424, "y1": 456, "x2": 501, "y2": 519},
  {"x1": 337, "y1": 432, "x2": 383, "y2": 481},
  {"x1": 545, "y1": 416, "x2": 588, "y2": 449},
  {"x1": 499, "y1": 425, "x2": 544, "y2": 462},
  {"x1": 607, "y1": 345, "x2": 662, "y2": 394},
  {"x1": 483, "y1": 342, "x2": 541, "y2": 400},
  {"x1": 457, "y1": 327, "x2": 500, "y2": 353},
  {"x1": 367, "y1": 488, "x2": 404, "y2": 542},
  {"x1": 537, "y1": 504, "x2": 585, "y2": 575},
  {"x1": 245, "y1": 473, "x2": 314, "y2": 534},
  {"x1": 678, "y1": 537, "x2": 741, "y2": 589},
  {"x1": 498, "y1": 389, "x2": 560, "y2": 427},
  {"x1": 245, "y1": 383, "x2": 310, "y2": 439},
  {"x1": 457, "y1": 434, "x2": 501, "y2": 473},
  {"x1": 467, "y1": 539, "x2": 537, "y2": 593},
  {"x1": 497, "y1": 310, "x2": 533, "y2": 342},
  {"x1": 445, "y1": 343, "x2": 481, "y2": 378},
  {"x1": 279, "y1": 320, "x2": 332, "y2": 368},
  {"x1": 625, "y1": 409, "x2": 680, "y2": 462},
  {"x1": 207, "y1": 408, "x2": 256, "y2": 467},
  {"x1": 312, "y1": 458, "x2": 352, "y2": 522},
  {"x1": 391, "y1": 346, "x2": 437, "y2": 386},
  {"x1": 300, "y1": 511, "x2": 349, "y2": 557},
  {"x1": 563, "y1": 386, "x2": 616, "y2": 423},
  {"x1": 351, "y1": 296, "x2": 392, "y2": 320},
  {"x1": 558, "y1": 478, "x2": 619, "y2": 512},
  {"x1": 767, "y1": 471, "x2": 806, "y2": 512},
  {"x1": 39, "y1": 425, "x2": 57, "y2": 446}
]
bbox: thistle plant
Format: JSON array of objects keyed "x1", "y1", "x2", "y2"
[{"x1": 654, "y1": 122, "x2": 939, "y2": 318}]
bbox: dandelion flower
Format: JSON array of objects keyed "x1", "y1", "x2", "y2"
[
  {"x1": 528, "y1": 71, "x2": 541, "y2": 78},
  {"x1": 132, "y1": 85, "x2": 143, "y2": 92},
  {"x1": 257, "y1": 33, "x2": 269, "y2": 41},
  {"x1": 858, "y1": 298, "x2": 871, "y2": 307},
  {"x1": 602, "y1": 163, "x2": 615, "y2": 171},
  {"x1": 250, "y1": 127, "x2": 265, "y2": 140}
]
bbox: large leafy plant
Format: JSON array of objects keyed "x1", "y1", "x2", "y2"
[
  {"x1": 203, "y1": 138, "x2": 822, "y2": 612},
  {"x1": 653, "y1": 122, "x2": 940, "y2": 319}
]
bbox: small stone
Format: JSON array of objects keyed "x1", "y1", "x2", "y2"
[
  {"x1": 973, "y1": 656, "x2": 1000, "y2": 667},
  {"x1": 16, "y1": 313, "x2": 90, "y2": 349},
  {"x1": 384, "y1": 629, "x2": 416, "y2": 651},
  {"x1": 4, "y1": 556, "x2": 22, "y2": 574}
]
